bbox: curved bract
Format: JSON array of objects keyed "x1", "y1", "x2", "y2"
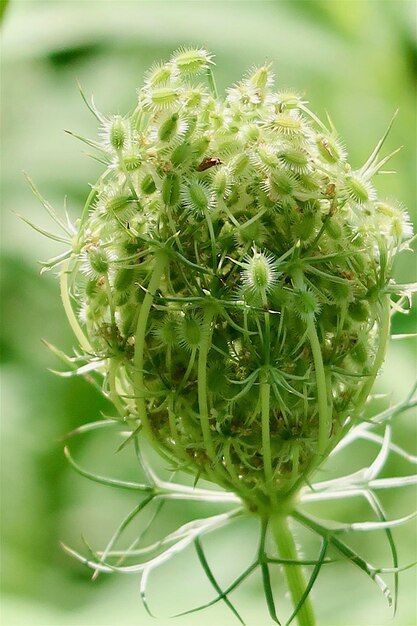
[{"x1": 59, "y1": 49, "x2": 413, "y2": 514}]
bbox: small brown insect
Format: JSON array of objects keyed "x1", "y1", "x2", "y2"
[
  {"x1": 325, "y1": 183, "x2": 336, "y2": 197},
  {"x1": 196, "y1": 157, "x2": 223, "y2": 172}
]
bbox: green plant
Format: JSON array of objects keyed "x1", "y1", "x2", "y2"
[{"x1": 30, "y1": 49, "x2": 416, "y2": 625}]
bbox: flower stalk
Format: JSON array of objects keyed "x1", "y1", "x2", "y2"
[{"x1": 271, "y1": 514, "x2": 316, "y2": 626}]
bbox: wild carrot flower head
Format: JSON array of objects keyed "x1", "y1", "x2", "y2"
[
  {"x1": 31, "y1": 48, "x2": 417, "y2": 626},
  {"x1": 45, "y1": 48, "x2": 415, "y2": 514}
]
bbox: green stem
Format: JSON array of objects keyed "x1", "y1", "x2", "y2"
[
  {"x1": 306, "y1": 315, "x2": 329, "y2": 456},
  {"x1": 60, "y1": 258, "x2": 92, "y2": 354},
  {"x1": 271, "y1": 515, "x2": 316, "y2": 626},
  {"x1": 117, "y1": 147, "x2": 141, "y2": 207},
  {"x1": 181, "y1": 346, "x2": 197, "y2": 388},
  {"x1": 198, "y1": 308, "x2": 216, "y2": 460},
  {"x1": 133, "y1": 252, "x2": 167, "y2": 441},
  {"x1": 206, "y1": 67, "x2": 218, "y2": 99},
  {"x1": 334, "y1": 294, "x2": 391, "y2": 447},
  {"x1": 260, "y1": 369, "x2": 273, "y2": 483},
  {"x1": 108, "y1": 358, "x2": 125, "y2": 416},
  {"x1": 292, "y1": 269, "x2": 330, "y2": 457},
  {"x1": 204, "y1": 207, "x2": 217, "y2": 271}
]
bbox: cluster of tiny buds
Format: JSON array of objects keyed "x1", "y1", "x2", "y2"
[{"x1": 68, "y1": 48, "x2": 412, "y2": 507}]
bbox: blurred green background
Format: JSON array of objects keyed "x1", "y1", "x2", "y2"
[{"x1": 1, "y1": 1, "x2": 416, "y2": 625}]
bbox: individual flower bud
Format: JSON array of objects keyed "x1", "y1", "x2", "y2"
[
  {"x1": 162, "y1": 172, "x2": 180, "y2": 206},
  {"x1": 84, "y1": 246, "x2": 109, "y2": 277},
  {"x1": 236, "y1": 219, "x2": 267, "y2": 247},
  {"x1": 144, "y1": 62, "x2": 175, "y2": 87},
  {"x1": 170, "y1": 47, "x2": 214, "y2": 74},
  {"x1": 265, "y1": 171, "x2": 298, "y2": 202},
  {"x1": 123, "y1": 152, "x2": 141, "y2": 171},
  {"x1": 271, "y1": 111, "x2": 305, "y2": 136},
  {"x1": 293, "y1": 213, "x2": 316, "y2": 241},
  {"x1": 105, "y1": 193, "x2": 134, "y2": 214},
  {"x1": 230, "y1": 153, "x2": 251, "y2": 177},
  {"x1": 293, "y1": 288, "x2": 321, "y2": 320},
  {"x1": 140, "y1": 173, "x2": 156, "y2": 195},
  {"x1": 348, "y1": 300, "x2": 370, "y2": 322},
  {"x1": 279, "y1": 146, "x2": 311, "y2": 174},
  {"x1": 183, "y1": 86, "x2": 207, "y2": 109},
  {"x1": 158, "y1": 112, "x2": 180, "y2": 142},
  {"x1": 241, "y1": 249, "x2": 278, "y2": 295},
  {"x1": 316, "y1": 134, "x2": 345, "y2": 163},
  {"x1": 238, "y1": 123, "x2": 260, "y2": 143},
  {"x1": 252, "y1": 145, "x2": 279, "y2": 174},
  {"x1": 375, "y1": 201, "x2": 413, "y2": 240},
  {"x1": 178, "y1": 314, "x2": 202, "y2": 350},
  {"x1": 153, "y1": 314, "x2": 179, "y2": 347},
  {"x1": 343, "y1": 173, "x2": 376, "y2": 204},
  {"x1": 109, "y1": 115, "x2": 127, "y2": 151},
  {"x1": 114, "y1": 267, "x2": 135, "y2": 292},
  {"x1": 247, "y1": 63, "x2": 273, "y2": 90},
  {"x1": 171, "y1": 141, "x2": 192, "y2": 166},
  {"x1": 275, "y1": 90, "x2": 303, "y2": 110},
  {"x1": 325, "y1": 216, "x2": 343, "y2": 240},
  {"x1": 191, "y1": 135, "x2": 210, "y2": 158},
  {"x1": 144, "y1": 86, "x2": 180, "y2": 111},
  {"x1": 211, "y1": 166, "x2": 232, "y2": 197},
  {"x1": 329, "y1": 281, "x2": 351, "y2": 304},
  {"x1": 85, "y1": 278, "x2": 99, "y2": 298},
  {"x1": 181, "y1": 180, "x2": 212, "y2": 214}
]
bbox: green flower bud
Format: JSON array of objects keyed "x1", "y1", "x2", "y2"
[
  {"x1": 85, "y1": 246, "x2": 109, "y2": 276},
  {"x1": 123, "y1": 153, "x2": 141, "y2": 171},
  {"x1": 325, "y1": 217, "x2": 343, "y2": 240},
  {"x1": 293, "y1": 288, "x2": 321, "y2": 320},
  {"x1": 114, "y1": 267, "x2": 135, "y2": 292},
  {"x1": 178, "y1": 314, "x2": 202, "y2": 349},
  {"x1": 109, "y1": 115, "x2": 127, "y2": 150},
  {"x1": 348, "y1": 300, "x2": 370, "y2": 322},
  {"x1": 279, "y1": 146, "x2": 310, "y2": 174},
  {"x1": 316, "y1": 134, "x2": 345, "y2": 163},
  {"x1": 182, "y1": 180, "x2": 212, "y2": 213},
  {"x1": 171, "y1": 47, "x2": 214, "y2": 74},
  {"x1": 153, "y1": 314, "x2": 179, "y2": 347},
  {"x1": 144, "y1": 86, "x2": 179, "y2": 110},
  {"x1": 171, "y1": 141, "x2": 192, "y2": 166},
  {"x1": 162, "y1": 172, "x2": 180, "y2": 206},
  {"x1": 344, "y1": 173, "x2": 376, "y2": 204},
  {"x1": 294, "y1": 213, "x2": 316, "y2": 241},
  {"x1": 158, "y1": 112, "x2": 180, "y2": 142},
  {"x1": 53, "y1": 49, "x2": 413, "y2": 518},
  {"x1": 140, "y1": 173, "x2": 156, "y2": 195},
  {"x1": 242, "y1": 249, "x2": 278, "y2": 295}
]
